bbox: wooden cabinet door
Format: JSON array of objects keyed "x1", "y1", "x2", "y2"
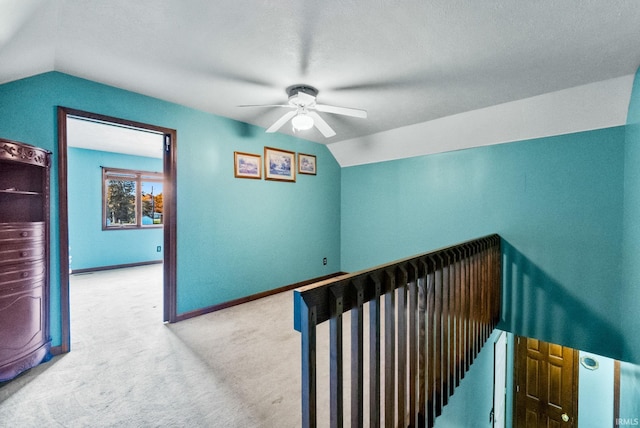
[
  {"x1": 0, "y1": 261, "x2": 47, "y2": 373},
  {"x1": 514, "y1": 336, "x2": 578, "y2": 427}
]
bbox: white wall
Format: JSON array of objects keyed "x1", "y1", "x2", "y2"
[{"x1": 578, "y1": 351, "x2": 615, "y2": 427}]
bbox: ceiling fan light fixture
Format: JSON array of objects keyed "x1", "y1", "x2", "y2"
[{"x1": 291, "y1": 113, "x2": 314, "y2": 131}]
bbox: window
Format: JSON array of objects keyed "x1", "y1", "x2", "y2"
[{"x1": 102, "y1": 167, "x2": 163, "y2": 229}]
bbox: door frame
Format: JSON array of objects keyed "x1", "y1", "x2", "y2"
[
  {"x1": 493, "y1": 331, "x2": 507, "y2": 428},
  {"x1": 56, "y1": 106, "x2": 178, "y2": 353}
]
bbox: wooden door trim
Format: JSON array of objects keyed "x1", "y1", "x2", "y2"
[
  {"x1": 572, "y1": 348, "x2": 580, "y2": 427},
  {"x1": 57, "y1": 107, "x2": 178, "y2": 352}
]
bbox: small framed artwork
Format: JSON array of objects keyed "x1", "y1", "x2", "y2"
[
  {"x1": 298, "y1": 153, "x2": 317, "y2": 175},
  {"x1": 234, "y1": 151, "x2": 262, "y2": 179},
  {"x1": 264, "y1": 147, "x2": 296, "y2": 182}
]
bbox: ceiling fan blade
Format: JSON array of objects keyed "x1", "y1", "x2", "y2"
[
  {"x1": 238, "y1": 104, "x2": 290, "y2": 108},
  {"x1": 266, "y1": 110, "x2": 297, "y2": 133},
  {"x1": 315, "y1": 104, "x2": 367, "y2": 118},
  {"x1": 308, "y1": 111, "x2": 336, "y2": 138}
]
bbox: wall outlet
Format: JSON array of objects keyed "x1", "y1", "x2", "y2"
[
  {"x1": 157, "y1": 246, "x2": 162, "y2": 252},
  {"x1": 323, "y1": 257, "x2": 327, "y2": 265}
]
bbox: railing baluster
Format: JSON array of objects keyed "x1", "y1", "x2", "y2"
[
  {"x1": 491, "y1": 239, "x2": 495, "y2": 324},
  {"x1": 476, "y1": 242, "x2": 482, "y2": 355},
  {"x1": 454, "y1": 248, "x2": 463, "y2": 387},
  {"x1": 370, "y1": 276, "x2": 382, "y2": 428},
  {"x1": 491, "y1": 237, "x2": 497, "y2": 328},
  {"x1": 384, "y1": 270, "x2": 396, "y2": 428},
  {"x1": 466, "y1": 242, "x2": 473, "y2": 372},
  {"x1": 460, "y1": 244, "x2": 469, "y2": 376},
  {"x1": 494, "y1": 236, "x2": 501, "y2": 327},
  {"x1": 447, "y1": 250, "x2": 456, "y2": 396},
  {"x1": 479, "y1": 242, "x2": 484, "y2": 345},
  {"x1": 441, "y1": 252, "x2": 450, "y2": 405},
  {"x1": 417, "y1": 260, "x2": 427, "y2": 428},
  {"x1": 484, "y1": 239, "x2": 490, "y2": 340},
  {"x1": 351, "y1": 280, "x2": 365, "y2": 428},
  {"x1": 469, "y1": 244, "x2": 475, "y2": 367},
  {"x1": 397, "y1": 266, "x2": 408, "y2": 427},
  {"x1": 330, "y1": 287, "x2": 344, "y2": 428},
  {"x1": 470, "y1": 242, "x2": 478, "y2": 360},
  {"x1": 425, "y1": 257, "x2": 436, "y2": 428},
  {"x1": 481, "y1": 240, "x2": 487, "y2": 340},
  {"x1": 483, "y1": 239, "x2": 489, "y2": 341},
  {"x1": 300, "y1": 301, "x2": 317, "y2": 428},
  {"x1": 433, "y1": 254, "x2": 443, "y2": 417},
  {"x1": 479, "y1": 242, "x2": 484, "y2": 344},
  {"x1": 408, "y1": 262, "x2": 418, "y2": 428}
]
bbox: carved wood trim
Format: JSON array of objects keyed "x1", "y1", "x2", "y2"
[{"x1": 0, "y1": 139, "x2": 50, "y2": 167}]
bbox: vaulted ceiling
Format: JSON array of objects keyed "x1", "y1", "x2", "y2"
[{"x1": 2, "y1": 0, "x2": 640, "y2": 145}]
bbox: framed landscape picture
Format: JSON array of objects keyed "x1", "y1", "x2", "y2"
[
  {"x1": 264, "y1": 147, "x2": 296, "y2": 182},
  {"x1": 234, "y1": 151, "x2": 262, "y2": 179},
  {"x1": 298, "y1": 153, "x2": 316, "y2": 175}
]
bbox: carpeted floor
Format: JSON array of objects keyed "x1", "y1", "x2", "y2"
[{"x1": 0, "y1": 265, "x2": 327, "y2": 427}]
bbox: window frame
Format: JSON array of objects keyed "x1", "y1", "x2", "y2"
[{"x1": 102, "y1": 167, "x2": 163, "y2": 230}]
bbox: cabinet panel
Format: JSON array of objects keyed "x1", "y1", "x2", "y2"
[{"x1": 0, "y1": 278, "x2": 46, "y2": 362}]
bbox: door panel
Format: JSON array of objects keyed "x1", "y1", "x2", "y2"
[{"x1": 515, "y1": 336, "x2": 578, "y2": 428}]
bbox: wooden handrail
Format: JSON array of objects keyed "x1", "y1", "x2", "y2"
[{"x1": 294, "y1": 234, "x2": 501, "y2": 428}]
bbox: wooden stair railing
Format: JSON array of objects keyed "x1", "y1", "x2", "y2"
[{"x1": 294, "y1": 234, "x2": 501, "y2": 428}]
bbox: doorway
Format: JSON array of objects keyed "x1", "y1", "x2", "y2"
[
  {"x1": 514, "y1": 336, "x2": 579, "y2": 427},
  {"x1": 57, "y1": 107, "x2": 177, "y2": 353},
  {"x1": 493, "y1": 331, "x2": 507, "y2": 428}
]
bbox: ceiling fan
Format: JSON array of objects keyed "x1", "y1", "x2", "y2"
[{"x1": 240, "y1": 85, "x2": 367, "y2": 138}]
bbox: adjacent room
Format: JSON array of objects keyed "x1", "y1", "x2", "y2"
[{"x1": 1, "y1": 1, "x2": 640, "y2": 427}]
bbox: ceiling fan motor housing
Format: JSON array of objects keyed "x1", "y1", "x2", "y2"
[{"x1": 287, "y1": 84, "x2": 319, "y2": 99}]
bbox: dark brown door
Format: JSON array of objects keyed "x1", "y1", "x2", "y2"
[{"x1": 514, "y1": 336, "x2": 578, "y2": 428}]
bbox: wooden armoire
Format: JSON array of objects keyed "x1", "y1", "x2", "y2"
[{"x1": 0, "y1": 138, "x2": 51, "y2": 382}]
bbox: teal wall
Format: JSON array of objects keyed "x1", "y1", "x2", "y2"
[
  {"x1": 623, "y1": 66, "x2": 640, "y2": 363},
  {"x1": 0, "y1": 72, "x2": 342, "y2": 347},
  {"x1": 436, "y1": 329, "x2": 502, "y2": 428},
  {"x1": 621, "y1": 67, "x2": 640, "y2": 423},
  {"x1": 341, "y1": 127, "x2": 626, "y2": 361},
  {"x1": 67, "y1": 147, "x2": 163, "y2": 271}
]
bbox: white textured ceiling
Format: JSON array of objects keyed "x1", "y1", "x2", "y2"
[
  {"x1": 2, "y1": 0, "x2": 640, "y2": 145},
  {"x1": 67, "y1": 117, "x2": 164, "y2": 159}
]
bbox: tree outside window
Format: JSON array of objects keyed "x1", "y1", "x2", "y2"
[{"x1": 141, "y1": 181, "x2": 163, "y2": 225}]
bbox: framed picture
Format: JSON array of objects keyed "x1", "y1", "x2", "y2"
[
  {"x1": 298, "y1": 153, "x2": 317, "y2": 175},
  {"x1": 264, "y1": 147, "x2": 296, "y2": 182},
  {"x1": 234, "y1": 151, "x2": 262, "y2": 179}
]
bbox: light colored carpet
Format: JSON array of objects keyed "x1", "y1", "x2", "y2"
[{"x1": 0, "y1": 264, "x2": 327, "y2": 427}]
